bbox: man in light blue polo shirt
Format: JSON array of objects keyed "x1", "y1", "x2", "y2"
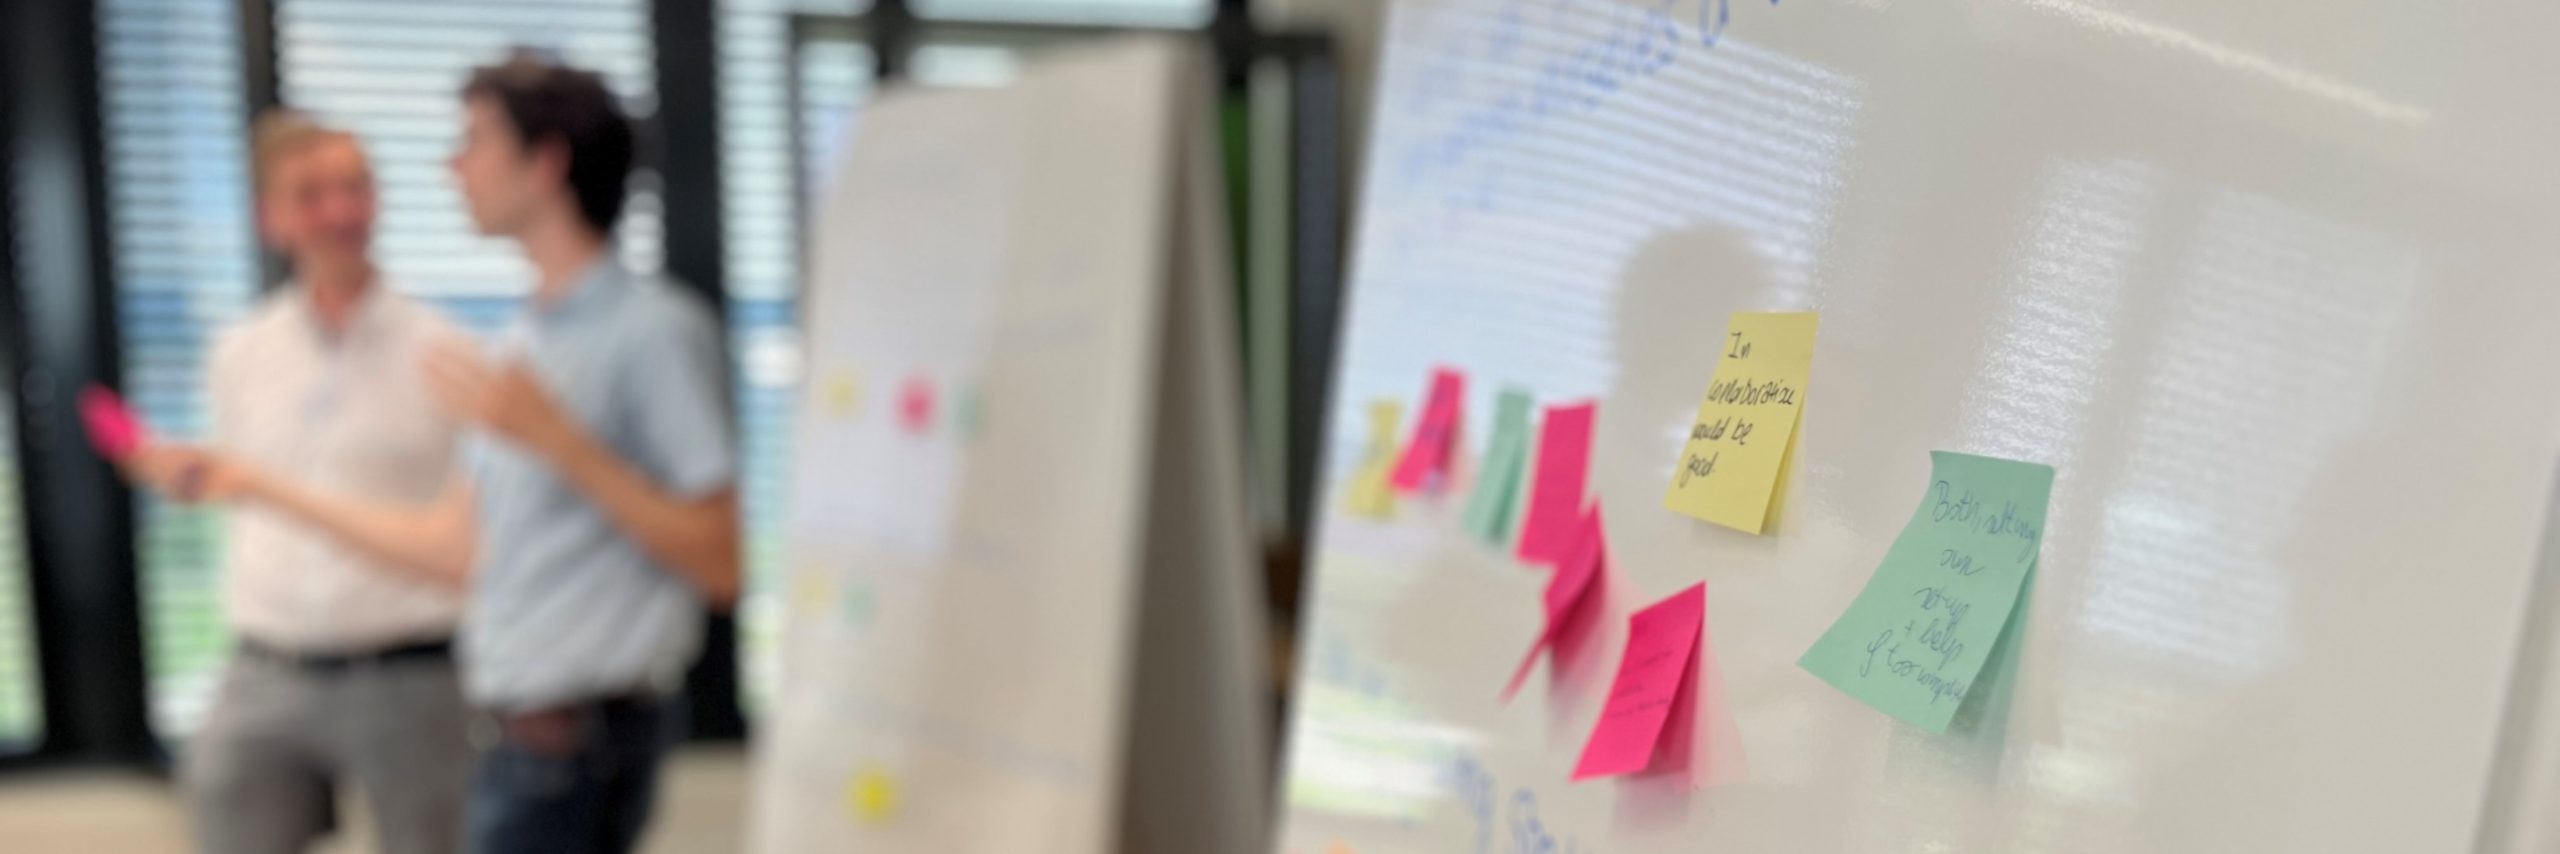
[{"x1": 162, "y1": 54, "x2": 739, "y2": 854}]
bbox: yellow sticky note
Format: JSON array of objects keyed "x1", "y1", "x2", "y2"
[
  {"x1": 1345, "y1": 401, "x2": 1404, "y2": 518},
  {"x1": 1663, "y1": 312, "x2": 1817, "y2": 534},
  {"x1": 845, "y1": 767, "x2": 900, "y2": 825}
]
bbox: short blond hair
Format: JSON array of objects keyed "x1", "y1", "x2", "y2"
[{"x1": 251, "y1": 107, "x2": 362, "y2": 195}]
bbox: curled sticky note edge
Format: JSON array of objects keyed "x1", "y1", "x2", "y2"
[{"x1": 1502, "y1": 505, "x2": 1607, "y2": 702}]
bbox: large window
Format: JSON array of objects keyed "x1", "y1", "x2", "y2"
[
  {"x1": 915, "y1": 0, "x2": 1209, "y2": 27},
  {"x1": 1, "y1": 37, "x2": 43, "y2": 748},
  {"x1": 102, "y1": 0, "x2": 1225, "y2": 733},
  {"x1": 0, "y1": 381, "x2": 41, "y2": 750},
  {"x1": 100, "y1": 0, "x2": 260, "y2": 737},
  {"x1": 276, "y1": 0, "x2": 664, "y2": 332},
  {"x1": 717, "y1": 0, "x2": 874, "y2": 713},
  {"x1": 107, "y1": 0, "x2": 665, "y2": 737}
]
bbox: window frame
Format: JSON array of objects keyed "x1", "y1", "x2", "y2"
[{"x1": 4, "y1": 0, "x2": 159, "y2": 770}]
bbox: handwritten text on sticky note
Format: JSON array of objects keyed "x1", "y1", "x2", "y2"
[
  {"x1": 1663, "y1": 312, "x2": 1817, "y2": 534},
  {"x1": 1798, "y1": 451, "x2": 2051, "y2": 732},
  {"x1": 1574, "y1": 582, "x2": 1706, "y2": 781}
]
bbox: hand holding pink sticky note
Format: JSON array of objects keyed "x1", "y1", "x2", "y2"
[
  {"x1": 1389, "y1": 367, "x2": 1465, "y2": 493},
  {"x1": 1573, "y1": 583, "x2": 1706, "y2": 781},
  {"x1": 1515, "y1": 402, "x2": 1594, "y2": 565},
  {"x1": 80, "y1": 386, "x2": 150, "y2": 461},
  {"x1": 1503, "y1": 504, "x2": 1607, "y2": 702}
]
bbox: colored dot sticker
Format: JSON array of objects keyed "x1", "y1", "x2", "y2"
[
  {"x1": 823, "y1": 369, "x2": 864, "y2": 419},
  {"x1": 844, "y1": 581, "x2": 874, "y2": 627},
  {"x1": 845, "y1": 767, "x2": 900, "y2": 826},
  {"x1": 952, "y1": 384, "x2": 984, "y2": 441},
  {"x1": 791, "y1": 572, "x2": 833, "y2": 611},
  {"x1": 898, "y1": 374, "x2": 936, "y2": 434}
]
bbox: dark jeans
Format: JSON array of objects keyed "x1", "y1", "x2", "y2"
[{"x1": 467, "y1": 695, "x2": 678, "y2": 854}]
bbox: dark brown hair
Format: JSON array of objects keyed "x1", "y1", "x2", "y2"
[{"x1": 462, "y1": 52, "x2": 634, "y2": 235}]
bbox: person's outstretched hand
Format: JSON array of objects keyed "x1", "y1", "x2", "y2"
[{"x1": 123, "y1": 444, "x2": 258, "y2": 504}]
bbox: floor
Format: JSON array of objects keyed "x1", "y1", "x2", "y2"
[{"x1": 0, "y1": 746, "x2": 750, "y2": 853}]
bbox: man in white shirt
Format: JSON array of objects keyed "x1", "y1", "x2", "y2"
[{"x1": 129, "y1": 110, "x2": 474, "y2": 854}]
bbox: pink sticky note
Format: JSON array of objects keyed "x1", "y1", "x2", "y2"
[
  {"x1": 1573, "y1": 583, "x2": 1705, "y2": 781},
  {"x1": 1515, "y1": 402, "x2": 1595, "y2": 564},
  {"x1": 80, "y1": 386, "x2": 150, "y2": 461},
  {"x1": 1503, "y1": 504, "x2": 1607, "y2": 701},
  {"x1": 1389, "y1": 367, "x2": 1465, "y2": 493}
]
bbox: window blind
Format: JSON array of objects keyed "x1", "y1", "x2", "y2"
[
  {"x1": 717, "y1": 0, "x2": 874, "y2": 713},
  {"x1": 275, "y1": 0, "x2": 663, "y2": 336},
  {"x1": 914, "y1": 0, "x2": 1210, "y2": 27},
  {"x1": 99, "y1": 0, "x2": 259, "y2": 737}
]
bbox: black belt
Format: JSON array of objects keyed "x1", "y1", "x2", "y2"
[{"x1": 239, "y1": 637, "x2": 454, "y2": 674}]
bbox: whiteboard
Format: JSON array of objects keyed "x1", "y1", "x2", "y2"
[
  {"x1": 1274, "y1": 2, "x2": 2560, "y2": 853},
  {"x1": 748, "y1": 38, "x2": 1268, "y2": 854}
]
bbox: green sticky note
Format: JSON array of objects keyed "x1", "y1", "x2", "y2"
[
  {"x1": 1799, "y1": 451, "x2": 2052, "y2": 733},
  {"x1": 1461, "y1": 389, "x2": 1534, "y2": 544}
]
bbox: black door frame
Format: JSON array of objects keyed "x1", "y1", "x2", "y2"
[{"x1": 2, "y1": 0, "x2": 158, "y2": 771}]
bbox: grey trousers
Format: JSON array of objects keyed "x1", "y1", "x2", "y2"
[{"x1": 184, "y1": 650, "x2": 475, "y2": 854}]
